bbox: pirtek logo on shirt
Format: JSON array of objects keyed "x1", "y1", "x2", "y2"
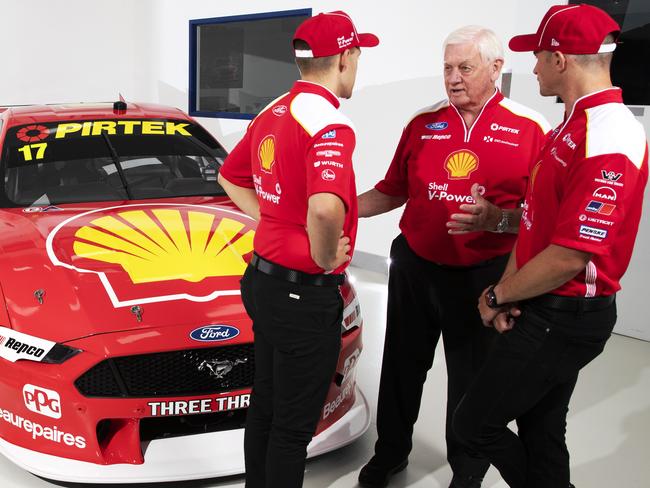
[{"x1": 490, "y1": 123, "x2": 520, "y2": 135}]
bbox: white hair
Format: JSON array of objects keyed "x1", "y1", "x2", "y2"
[{"x1": 443, "y1": 25, "x2": 504, "y2": 63}]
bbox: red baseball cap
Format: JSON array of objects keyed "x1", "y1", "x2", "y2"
[
  {"x1": 509, "y1": 4, "x2": 620, "y2": 54},
  {"x1": 293, "y1": 10, "x2": 379, "y2": 58}
]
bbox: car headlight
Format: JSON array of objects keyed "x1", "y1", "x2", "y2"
[{"x1": 41, "y1": 344, "x2": 82, "y2": 364}]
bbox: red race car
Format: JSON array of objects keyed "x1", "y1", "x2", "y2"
[{"x1": 0, "y1": 101, "x2": 369, "y2": 483}]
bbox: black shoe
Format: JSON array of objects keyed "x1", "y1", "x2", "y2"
[
  {"x1": 449, "y1": 474, "x2": 484, "y2": 488},
  {"x1": 358, "y1": 457, "x2": 408, "y2": 488}
]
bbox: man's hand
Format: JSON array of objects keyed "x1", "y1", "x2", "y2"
[
  {"x1": 328, "y1": 233, "x2": 352, "y2": 272},
  {"x1": 492, "y1": 307, "x2": 521, "y2": 333},
  {"x1": 478, "y1": 286, "x2": 522, "y2": 333},
  {"x1": 447, "y1": 183, "x2": 501, "y2": 234}
]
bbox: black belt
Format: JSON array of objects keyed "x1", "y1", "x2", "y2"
[
  {"x1": 527, "y1": 293, "x2": 615, "y2": 312},
  {"x1": 250, "y1": 253, "x2": 344, "y2": 287},
  {"x1": 433, "y1": 253, "x2": 508, "y2": 270}
]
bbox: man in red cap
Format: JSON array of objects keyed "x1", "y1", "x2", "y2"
[
  {"x1": 453, "y1": 5, "x2": 648, "y2": 488},
  {"x1": 218, "y1": 10, "x2": 378, "y2": 488}
]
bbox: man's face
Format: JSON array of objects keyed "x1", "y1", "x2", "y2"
[
  {"x1": 444, "y1": 42, "x2": 499, "y2": 110},
  {"x1": 533, "y1": 50, "x2": 556, "y2": 97},
  {"x1": 340, "y1": 47, "x2": 361, "y2": 99}
]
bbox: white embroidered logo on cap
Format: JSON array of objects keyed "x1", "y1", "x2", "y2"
[
  {"x1": 551, "y1": 38, "x2": 560, "y2": 46},
  {"x1": 337, "y1": 31, "x2": 354, "y2": 48}
]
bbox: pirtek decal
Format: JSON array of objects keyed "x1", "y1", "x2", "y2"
[{"x1": 54, "y1": 121, "x2": 191, "y2": 139}]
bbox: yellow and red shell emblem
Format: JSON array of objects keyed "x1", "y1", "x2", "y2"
[
  {"x1": 47, "y1": 204, "x2": 255, "y2": 307},
  {"x1": 529, "y1": 160, "x2": 542, "y2": 192},
  {"x1": 258, "y1": 135, "x2": 276, "y2": 174},
  {"x1": 73, "y1": 209, "x2": 253, "y2": 284},
  {"x1": 445, "y1": 150, "x2": 479, "y2": 179}
]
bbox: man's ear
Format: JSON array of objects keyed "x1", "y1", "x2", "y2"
[
  {"x1": 491, "y1": 58, "x2": 505, "y2": 83},
  {"x1": 552, "y1": 51, "x2": 568, "y2": 72},
  {"x1": 339, "y1": 49, "x2": 351, "y2": 73}
]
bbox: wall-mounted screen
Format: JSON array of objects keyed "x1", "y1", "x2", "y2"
[{"x1": 189, "y1": 9, "x2": 311, "y2": 119}]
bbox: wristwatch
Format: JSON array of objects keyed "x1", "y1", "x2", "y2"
[
  {"x1": 485, "y1": 285, "x2": 500, "y2": 309},
  {"x1": 494, "y1": 209, "x2": 510, "y2": 233}
]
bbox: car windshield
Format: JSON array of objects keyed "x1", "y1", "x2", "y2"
[{"x1": 2, "y1": 118, "x2": 228, "y2": 206}]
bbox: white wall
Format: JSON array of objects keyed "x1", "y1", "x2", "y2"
[
  {"x1": 3, "y1": 0, "x2": 649, "y2": 339},
  {"x1": 0, "y1": 0, "x2": 156, "y2": 105}
]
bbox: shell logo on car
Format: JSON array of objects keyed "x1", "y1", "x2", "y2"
[
  {"x1": 445, "y1": 149, "x2": 479, "y2": 179},
  {"x1": 47, "y1": 203, "x2": 255, "y2": 307}
]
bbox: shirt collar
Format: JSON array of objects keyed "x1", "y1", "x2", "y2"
[
  {"x1": 571, "y1": 87, "x2": 623, "y2": 114},
  {"x1": 449, "y1": 88, "x2": 503, "y2": 112},
  {"x1": 291, "y1": 80, "x2": 341, "y2": 108}
]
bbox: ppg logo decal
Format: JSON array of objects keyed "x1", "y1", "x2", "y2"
[
  {"x1": 23, "y1": 384, "x2": 61, "y2": 419},
  {"x1": 321, "y1": 130, "x2": 337, "y2": 139},
  {"x1": 190, "y1": 325, "x2": 240, "y2": 342},
  {"x1": 425, "y1": 122, "x2": 448, "y2": 131}
]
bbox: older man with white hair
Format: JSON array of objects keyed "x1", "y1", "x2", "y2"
[{"x1": 357, "y1": 26, "x2": 550, "y2": 488}]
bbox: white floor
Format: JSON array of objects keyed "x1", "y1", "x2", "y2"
[{"x1": 1, "y1": 266, "x2": 649, "y2": 487}]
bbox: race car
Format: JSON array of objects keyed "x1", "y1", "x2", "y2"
[{"x1": 0, "y1": 101, "x2": 369, "y2": 483}]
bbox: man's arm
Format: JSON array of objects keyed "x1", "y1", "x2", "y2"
[
  {"x1": 307, "y1": 193, "x2": 351, "y2": 271},
  {"x1": 358, "y1": 188, "x2": 407, "y2": 218},
  {"x1": 218, "y1": 173, "x2": 261, "y2": 221},
  {"x1": 478, "y1": 244, "x2": 591, "y2": 328},
  {"x1": 447, "y1": 183, "x2": 522, "y2": 234}
]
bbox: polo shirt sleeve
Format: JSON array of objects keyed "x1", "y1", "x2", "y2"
[
  {"x1": 551, "y1": 153, "x2": 641, "y2": 255},
  {"x1": 219, "y1": 129, "x2": 255, "y2": 189},
  {"x1": 305, "y1": 125, "x2": 356, "y2": 209},
  {"x1": 374, "y1": 125, "x2": 412, "y2": 197}
]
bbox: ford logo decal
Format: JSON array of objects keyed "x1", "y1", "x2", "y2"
[
  {"x1": 426, "y1": 122, "x2": 448, "y2": 130},
  {"x1": 190, "y1": 325, "x2": 240, "y2": 342}
]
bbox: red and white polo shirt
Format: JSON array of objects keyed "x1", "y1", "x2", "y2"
[
  {"x1": 220, "y1": 80, "x2": 358, "y2": 274},
  {"x1": 376, "y1": 90, "x2": 550, "y2": 266},
  {"x1": 517, "y1": 88, "x2": 648, "y2": 296}
]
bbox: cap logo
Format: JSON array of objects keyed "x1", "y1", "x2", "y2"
[
  {"x1": 551, "y1": 38, "x2": 560, "y2": 46},
  {"x1": 258, "y1": 135, "x2": 276, "y2": 174},
  {"x1": 337, "y1": 32, "x2": 354, "y2": 49},
  {"x1": 445, "y1": 150, "x2": 479, "y2": 179}
]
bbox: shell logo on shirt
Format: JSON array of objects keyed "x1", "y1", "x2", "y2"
[
  {"x1": 529, "y1": 161, "x2": 542, "y2": 192},
  {"x1": 445, "y1": 150, "x2": 479, "y2": 179},
  {"x1": 259, "y1": 135, "x2": 276, "y2": 174}
]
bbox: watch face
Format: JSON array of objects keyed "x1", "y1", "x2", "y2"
[{"x1": 486, "y1": 289, "x2": 498, "y2": 308}]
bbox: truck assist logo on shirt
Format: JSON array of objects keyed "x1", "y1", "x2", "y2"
[{"x1": 445, "y1": 150, "x2": 479, "y2": 179}]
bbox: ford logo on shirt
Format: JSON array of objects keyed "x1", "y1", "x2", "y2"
[
  {"x1": 426, "y1": 122, "x2": 448, "y2": 130},
  {"x1": 190, "y1": 325, "x2": 240, "y2": 342}
]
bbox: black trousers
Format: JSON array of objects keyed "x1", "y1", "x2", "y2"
[
  {"x1": 453, "y1": 297, "x2": 616, "y2": 488},
  {"x1": 240, "y1": 264, "x2": 342, "y2": 488},
  {"x1": 373, "y1": 234, "x2": 506, "y2": 478}
]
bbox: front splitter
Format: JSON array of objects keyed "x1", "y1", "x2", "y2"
[{"x1": 0, "y1": 387, "x2": 370, "y2": 484}]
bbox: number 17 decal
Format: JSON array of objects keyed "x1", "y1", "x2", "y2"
[{"x1": 18, "y1": 143, "x2": 48, "y2": 161}]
